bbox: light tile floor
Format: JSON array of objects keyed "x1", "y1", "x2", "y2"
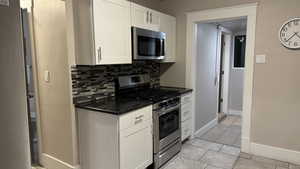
[
  {"x1": 162, "y1": 138, "x2": 300, "y2": 169},
  {"x1": 196, "y1": 115, "x2": 241, "y2": 148}
]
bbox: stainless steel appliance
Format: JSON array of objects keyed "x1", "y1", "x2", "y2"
[
  {"x1": 153, "y1": 97, "x2": 181, "y2": 169},
  {"x1": 115, "y1": 74, "x2": 181, "y2": 169},
  {"x1": 132, "y1": 27, "x2": 166, "y2": 60}
]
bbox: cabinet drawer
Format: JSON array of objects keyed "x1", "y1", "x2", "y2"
[
  {"x1": 181, "y1": 102, "x2": 192, "y2": 122},
  {"x1": 119, "y1": 105, "x2": 152, "y2": 130},
  {"x1": 181, "y1": 93, "x2": 192, "y2": 105},
  {"x1": 181, "y1": 119, "x2": 192, "y2": 141}
]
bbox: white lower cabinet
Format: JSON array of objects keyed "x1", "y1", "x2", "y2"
[
  {"x1": 181, "y1": 119, "x2": 192, "y2": 141},
  {"x1": 120, "y1": 122, "x2": 153, "y2": 169},
  {"x1": 77, "y1": 105, "x2": 153, "y2": 169},
  {"x1": 181, "y1": 92, "x2": 193, "y2": 141}
]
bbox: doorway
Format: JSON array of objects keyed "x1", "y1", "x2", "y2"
[
  {"x1": 21, "y1": 9, "x2": 41, "y2": 167},
  {"x1": 193, "y1": 19, "x2": 246, "y2": 148},
  {"x1": 186, "y1": 3, "x2": 257, "y2": 153}
]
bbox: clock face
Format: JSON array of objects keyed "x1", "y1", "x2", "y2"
[{"x1": 279, "y1": 18, "x2": 300, "y2": 49}]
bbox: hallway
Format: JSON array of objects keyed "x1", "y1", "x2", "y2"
[{"x1": 196, "y1": 116, "x2": 241, "y2": 147}]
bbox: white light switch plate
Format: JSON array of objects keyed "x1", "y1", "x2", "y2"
[
  {"x1": 44, "y1": 70, "x2": 50, "y2": 83},
  {"x1": 0, "y1": 0, "x2": 9, "y2": 6},
  {"x1": 256, "y1": 54, "x2": 266, "y2": 64}
]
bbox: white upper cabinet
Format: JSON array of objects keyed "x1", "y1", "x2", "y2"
[
  {"x1": 93, "y1": 0, "x2": 132, "y2": 65},
  {"x1": 131, "y1": 3, "x2": 160, "y2": 31},
  {"x1": 66, "y1": 0, "x2": 132, "y2": 65},
  {"x1": 67, "y1": 0, "x2": 177, "y2": 65},
  {"x1": 159, "y1": 13, "x2": 176, "y2": 63}
]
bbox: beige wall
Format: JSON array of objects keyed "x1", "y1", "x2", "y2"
[
  {"x1": 252, "y1": 0, "x2": 300, "y2": 151},
  {"x1": 33, "y1": 0, "x2": 76, "y2": 165},
  {"x1": 154, "y1": 0, "x2": 300, "y2": 152},
  {"x1": 0, "y1": 0, "x2": 31, "y2": 168}
]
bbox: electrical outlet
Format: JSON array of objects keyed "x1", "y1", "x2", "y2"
[{"x1": 0, "y1": 0, "x2": 9, "y2": 6}]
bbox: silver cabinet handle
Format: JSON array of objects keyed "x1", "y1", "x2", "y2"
[
  {"x1": 150, "y1": 12, "x2": 153, "y2": 23},
  {"x1": 146, "y1": 11, "x2": 149, "y2": 23},
  {"x1": 134, "y1": 115, "x2": 144, "y2": 124},
  {"x1": 97, "y1": 46, "x2": 101, "y2": 62},
  {"x1": 135, "y1": 115, "x2": 144, "y2": 120}
]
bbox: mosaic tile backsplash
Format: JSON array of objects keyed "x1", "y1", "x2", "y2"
[{"x1": 71, "y1": 61, "x2": 160, "y2": 103}]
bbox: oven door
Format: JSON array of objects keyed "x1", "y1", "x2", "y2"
[
  {"x1": 154, "y1": 105, "x2": 181, "y2": 152},
  {"x1": 132, "y1": 27, "x2": 165, "y2": 60}
]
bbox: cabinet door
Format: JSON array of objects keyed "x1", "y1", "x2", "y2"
[
  {"x1": 148, "y1": 10, "x2": 160, "y2": 31},
  {"x1": 93, "y1": 0, "x2": 132, "y2": 65},
  {"x1": 120, "y1": 121, "x2": 153, "y2": 169},
  {"x1": 160, "y1": 13, "x2": 176, "y2": 62},
  {"x1": 131, "y1": 3, "x2": 149, "y2": 30}
]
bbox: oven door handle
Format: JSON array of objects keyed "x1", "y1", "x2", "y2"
[{"x1": 158, "y1": 105, "x2": 180, "y2": 116}]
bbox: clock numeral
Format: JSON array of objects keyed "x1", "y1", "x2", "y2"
[
  {"x1": 287, "y1": 22, "x2": 292, "y2": 27},
  {"x1": 281, "y1": 33, "x2": 286, "y2": 37},
  {"x1": 282, "y1": 27, "x2": 288, "y2": 32},
  {"x1": 294, "y1": 42, "x2": 298, "y2": 47},
  {"x1": 294, "y1": 20, "x2": 299, "y2": 26}
]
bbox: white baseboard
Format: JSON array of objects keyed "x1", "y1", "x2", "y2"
[
  {"x1": 193, "y1": 118, "x2": 218, "y2": 137},
  {"x1": 228, "y1": 109, "x2": 242, "y2": 116},
  {"x1": 251, "y1": 142, "x2": 300, "y2": 165},
  {"x1": 41, "y1": 153, "x2": 80, "y2": 169}
]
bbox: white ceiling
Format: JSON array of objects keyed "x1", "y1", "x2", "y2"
[{"x1": 213, "y1": 19, "x2": 247, "y2": 33}]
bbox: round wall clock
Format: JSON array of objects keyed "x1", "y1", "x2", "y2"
[{"x1": 279, "y1": 18, "x2": 300, "y2": 49}]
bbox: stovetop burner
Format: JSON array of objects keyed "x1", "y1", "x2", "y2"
[
  {"x1": 117, "y1": 88, "x2": 180, "y2": 103},
  {"x1": 115, "y1": 74, "x2": 181, "y2": 103}
]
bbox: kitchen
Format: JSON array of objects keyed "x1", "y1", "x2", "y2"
[
  {"x1": 67, "y1": 0, "x2": 193, "y2": 169},
  {"x1": 2, "y1": 0, "x2": 300, "y2": 169}
]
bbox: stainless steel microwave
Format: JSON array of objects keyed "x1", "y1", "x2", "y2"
[{"x1": 132, "y1": 27, "x2": 166, "y2": 60}]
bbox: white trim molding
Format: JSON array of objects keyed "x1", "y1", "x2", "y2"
[
  {"x1": 228, "y1": 109, "x2": 242, "y2": 116},
  {"x1": 41, "y1": 153, "x2": 80, "y2": 169},
  {"x1": 186, "y1": 3, "x2": 257, "y2": 154},
  {"x1": 194, "y1": 118, "x2": 218, "y2": 138},
  {"x1": 251, "y1": 142, "x2": 300, "y2": 165}
]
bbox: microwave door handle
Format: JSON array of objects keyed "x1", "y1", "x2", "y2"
[
  {"x1": 150, "y1": 12, "x2": 153, "y2": 23},
  {"x1": 161, "y1": 39, "x2": 165, "y2": 56}
]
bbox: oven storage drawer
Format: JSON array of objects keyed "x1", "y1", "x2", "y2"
[
  {"x1": 181, "y1": 102, "x2": 192, "y2": 122},
  {"x1": 181, "y1": 93, "x2": 192, "y2": 105},
  {"x1": 181, "y1": 118, "x2": 192, "y2": 141},
  {"x1": 119, "y1": 105, "x2": 152, "y2": 130}
]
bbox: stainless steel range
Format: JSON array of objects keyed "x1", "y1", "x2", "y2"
[
  {"x1": 115, "y1": 74, "x2": 181, "y2": 169},
  {"x1": 153, "y1": 97, "x2": 181, "y2": 169}
]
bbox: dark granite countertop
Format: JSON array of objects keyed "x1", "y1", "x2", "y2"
[
  {"x1": 75, "y1": 96, "x2": 152, "y2": 115},
  {"x1": 75, "y1": 86, "x2": 192, "y2": 115},
  {"x1": 159, "y1": 86, "x2": 193, "y2": 95}
]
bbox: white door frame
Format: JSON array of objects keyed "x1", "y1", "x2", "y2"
[{"x1": 186, "y1": 3, "x2": 257, "y2": 153}]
